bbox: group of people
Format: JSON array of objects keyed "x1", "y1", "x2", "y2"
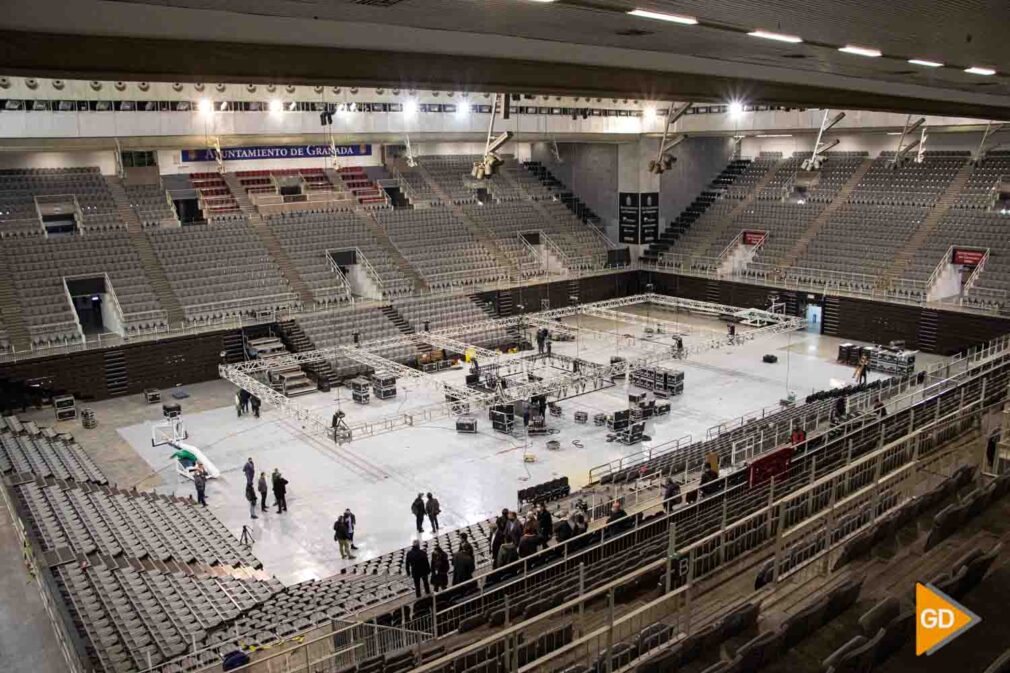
[
  {"x1": 242, "y1": 457, "x2": 288, "y2": 519},
  {"x1": 332, "y1": 508, "x2": 359, "y2": 559},
  {"x1": 535, "y1": 328, "x2": 553, "y2": 355},
  {"x1": 411, "y1": 492, "x2": 442, "y2": 534},
  {"x1": 404, "y1": 534, "x2": 476, "y2": 597},
  {"x1": 235, "y1": 389, "x2": 262, "y2": 418}
]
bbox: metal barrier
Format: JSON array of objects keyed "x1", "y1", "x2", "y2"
[
  {"x1": 407, "y1": 385, "x2": 987, "y2": 673},
  {"x1": 0, "y1": 478, "x2": 89, "y2": 673}
]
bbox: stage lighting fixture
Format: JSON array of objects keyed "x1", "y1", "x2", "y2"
[
  {"x1": 404, "y1": 99, "x2": 419, "y2": 117},
  {"x1": 198, "y1": 99, "x2": 213, "y2": 114},
  {"x1": 268, "y1": 99, "x2": 283, "y2": 114}
]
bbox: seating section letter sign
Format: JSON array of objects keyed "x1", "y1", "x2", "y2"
[{"x1": 915, "y1": 582, "x2": 980, "y2": 655}]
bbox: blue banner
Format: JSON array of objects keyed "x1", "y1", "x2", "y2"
[{"x1": 180, "y1": 144, "x2": 371, "y2": 163}]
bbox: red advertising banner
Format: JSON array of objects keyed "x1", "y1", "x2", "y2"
[
  {"x1": 748, "y1": 445, "x2": 794, "y2": 487},
  {"x1": 952, "y1": 249, "x2": 985, "y2": 266},
  {"x1": 743, "y1": 230, "x2": 767, "y2": 245}
]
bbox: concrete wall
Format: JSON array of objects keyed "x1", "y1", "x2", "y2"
[
  {"x1": 659, "y1": 137, "x2": 736, "y2": 222},
  {"x1": 530, "y1": 142, "x2": 620, "y2": 238},
  {"x1": 0, "y1": 150, "x2": 117, "y2": 174}
]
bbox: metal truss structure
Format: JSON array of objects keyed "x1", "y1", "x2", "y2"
[{"x1": 218, "y1": 293, "x2": 805, "y2": 442}]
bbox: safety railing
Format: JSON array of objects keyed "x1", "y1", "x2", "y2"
[
  {"x1": 588, "y1": 434, "x2": 692, "y2": 484},
  {"x1": 0, "y1": 478, "x2": 89, "y2": 673},
  {"x1": 963, "y1": 248, "x2": 991, "y2": 294},
  {"x1": 0, "y1": 216, "x2": 45, "y2": 237},
  {"x1": 325, "y1": 255, "x2": 355, "y2": 304},
  {"x1": 185, "y1": 292, "x2": 301, "y2": 319},
  {"x1": 406, "y1": 385, "x2": 988, "y2": 673},
  {"x1": 925, "y1": 244, "x2": 955, "y2": 295}
]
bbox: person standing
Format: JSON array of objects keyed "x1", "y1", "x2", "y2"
[
  {"x1": 518, "y1": 521, "x2": 541, "y2": 558},
  {"x1": 425, "y1": 493, "x2": 441, "y2": 533},
  {"x1": 235, "y1": 392, "x2": 243, "y2": 418},
  {"x1": 536, "y1": 503, "x2": 553, "y2": 550},
  {"x1": 496, "y1": 537, "x2": 519, "y2": 568},
  {"x1": 193, "y1": 468, "x2": 208, "y2": 507},
  {"x1": 257, "y1": 472, "x2": 269, "y2": 512},
  {"x1": 342, "y1": 509, "x2": 358, "y2": 551},
  {"x1": 243, "y1": 458, "x2": 255, "y2": 487},
  {"x1": 430, "y1": 543, "x2": 450, "y2": 592},
  {"x1": 405, "y1": 540, "x2": 431, "y2": 598},
  {"x1": 239, "y1": 389, "x2": 251, "y2": 415},
  {"x1": 273, "y1": 470, "x2": 289, "y2": 513},
  {"x1": 250, "y1": 395, "x2": 261, "y2": 419},
  {"x1": 411, "y1": 493, "x2": 426, "y2": 534},
  {"x1": 506, "y1": 511, "x2": 523, "y2": 546},
  {"x1": 490, "y1": 522, "x2": 506, "y2": 569},
  {"x1": 452, "y1": 547, "x2": 475, "y2": 586},
  {"x1": 245, "y1": 483, "x2": 258, "y2": 519},
  {"x1": 333, "y1": 516, "x2": 354, "y2": 559}
]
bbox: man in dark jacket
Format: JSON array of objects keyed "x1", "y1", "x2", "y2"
[
  {"x1": 273, "y1": 470, "x2": 289, "y2": 513},
  {"x1": 554, "y1": 516, "x2": 572, "y2": 543},
  {"x1": 505, "y1": 511, "x2": 523, "y2": 546},
  {"x1": 699, "y1": 464, "x2": 720, "y2": 497},
  {"x1": 243, "y1": 458, "x2": 255, "y2": 487},
  {"x1": 333, "y1": 517, "x2": 353, "y2": 559},
  {"x1": 607, "y1": 501, "x2": 629, "y2": 533},
  {"x1": 452, "y1": 548, "x2": 475, "y2": 586},
  {"x1": 250, "y1": 395, "x2": 261, "y2": 418},
  {"x1": 490, "y1": 523, "x2": 507, "y2": 568},
  {"x1": 425, "y1": 493, "x2": 441, "y2": 533},
  {"x1": 430, "y1": 544, "x2": 450, "y2": 591},
  {"x1": 518, "y1": 528, "x2": 541, "y2": 558},
  {"x1": 459, "y1": 532, "x2": 474, "y2": 559},
  {"x1": 244, "y1": 483, "x2": 258, "y2": 520},
  {"x1": 193, "y1": 469, "x2": 208, "y2": 507},
  {"x1": 536, "y1": 503, "x2": 553, "y2": 550},
  {"x1": 497, "y1": 539, "x2": 519, "y2": 568},
  {"x1": 411, "y1": 493, "x2": 426, "y2": 533},
  {"x1": 342, "y1": 508, "x2": 358, "y2": 551},
  {"x1": 663, "y1": 478, "x2": 682, "y2": 512},
  {"x1": 405, "y1": 540, "x2": 431, "y2": 597}
]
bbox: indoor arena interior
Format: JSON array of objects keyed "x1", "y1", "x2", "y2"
[{"x1": 2, "y1": 3, "x2": 1010, "y2": 673}]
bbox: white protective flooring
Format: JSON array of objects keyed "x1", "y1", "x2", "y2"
[{"x1": 113, "y1": 306, "x2": 945, "y2": 585}]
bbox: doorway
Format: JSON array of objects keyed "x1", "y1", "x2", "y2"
[{"x1": 805, "y1": 303, "x2": 823, "y2": 334}]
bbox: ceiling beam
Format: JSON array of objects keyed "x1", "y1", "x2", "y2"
[{"x1": 2, "y1": 31, "x2": 1009, "y2": 120}]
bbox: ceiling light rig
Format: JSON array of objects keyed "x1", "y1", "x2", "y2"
[
  {"x1": 748, "y1": 30, "x2": 803, "y2": 44},
  {"x1": 838, "y1": 45, "x2": 882, "y2": 57},
  {"x1": 908, "y1": 59, "x2": 944, "y2": 68},
  {"x1": 965, "y1": 66, "x2": 996, "y2": 76},
  {"x1": 648, "y1": 102, "x2": 692, "y2": 174},
  {"x1": 627, "y1": 9, "x2": 698, "y2": 25}
]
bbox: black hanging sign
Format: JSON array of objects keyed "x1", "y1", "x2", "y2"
[{"x1": 618, "y1": 192, "x2": 640, "y2": 244}]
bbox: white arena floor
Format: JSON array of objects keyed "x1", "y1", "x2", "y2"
[{"x1": 109, "y1": 305, "x2": 945, "y2": 585}]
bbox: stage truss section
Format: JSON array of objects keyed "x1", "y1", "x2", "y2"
[{"x1": 218, "y1": 294, "x2": 805, "y2": 442}]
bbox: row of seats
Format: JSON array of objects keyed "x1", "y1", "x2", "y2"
[{"x1": 0, "y1": 422, "x2": 107, "y2": 483}]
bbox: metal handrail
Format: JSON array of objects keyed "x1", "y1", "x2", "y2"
[
  {"x1": 325, "y1": 255, "x2": 355, "y2": 303},
  {"x1": 963, "y1": 247, "x2": 991, "y2": 293}
]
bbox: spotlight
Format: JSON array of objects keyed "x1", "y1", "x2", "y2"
[
  {"x1": 642, "y1": 107, "x2": 656, "y2": 123},
  {"x1": 728, "y1": 101, "x2": 744, "y2": 117},
  {"x1": 457, "y1": 102, "x2": 471, "y2": 118},
  {"x1": 268, "y1": 99, "x2": 283, "y2": 114},
  {"x1": 198, "y1": 99, "x2": 213, "y2": 114},
  {"x1": 404, "y1": 99, "x2": 419, "y2": 117}
]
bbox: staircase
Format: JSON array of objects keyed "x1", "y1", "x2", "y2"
[
  {"x1": 354, "y1": 211, "x2": 427, "y2": 292},
  {"x1": 103, "y1": 350, "x2": 128, "y2": 397},
  {"x1": 918, "y1": 309, "x2": 939, "y2": 352},
  {"x1": 380, "y1": 305, "x2": 415, "y2": 335},
  {"x1": 412, "y1": 162, "x2": 517, "y2": 277},
  {"x1": 0, "y1": 248, "x2": 30, "y2": 352},
  {"x1": 778, "y1": 157, "x2": 875, "y2": 268},
  {"x1": 881, "y1": 161, "x2": 974, "y2": 284},
  {"x1": 276, "y1": 320, "x2": 336, "y2": 388},
  {"x1": 106, "y1": 176, "x2": 187, "y2": 328},
  {"x1": 689, "y1": 159, "x2": 786, "y2": 259},
  {"x1": 221, "y1": 173, "x2": 315, "y2": 309},
  {"x1": 333, "y1": 167, "x2": 387, "y2": 206},
  {"x1": 821, "y1": 296, "x2": 840, "y2": 337},
  {"x1": 705, "y1": 279, "x2": 721, "y2": 304},
  {"x1": 522, "y1": 161, "x2": 603, "y2": 226},
  {"x1": 495, "y1": 289, "x2": 515, "y2": 318},
  {"x1": 221, "y1": 332, "x2": 246, "y2": 364},
  {"x1": 642, "y1": 159, "x2": 752, "y2": 263}
]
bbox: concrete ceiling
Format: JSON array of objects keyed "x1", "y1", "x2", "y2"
[{"x1": 2, "y1": 0, "x2": 1009, "y2": 118}]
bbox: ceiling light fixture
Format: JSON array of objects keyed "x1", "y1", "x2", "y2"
[
  {"x1": 965, "y1": 66, "x2": 996, "y2": 76},
  {"x1": 456, "y1": 102, "x2": 471, "y2": 118},
  {"x1": 908, "y1": 59, "x2": 944, "y2": 68},
  {"x1": 268, "y1": 99, "x2": 283, "y2": 113},
  {"x1": 627, "y1": 9, "x2": 698, "y2": 25},
  {"x1": 728, "y1": 101, "x2": 745, "y2": 117},
  {"x1": 197, "y1": 99, "x2": 213, "y2": 114},
  {"x1": 642, "y1": 106, "x2": 657, "y2": 122},
  {"x1": 748, "y1": 30, "x2": 802, "y2": 44},
  {"x1": 838, "y1": 45, "x2": 882, "y2": 57},
  {"x1": 403, "y1": 99, "x2": 419, "y2": 117},
  {"x1": 756, "y1": 134, "x2": 793, "y2": 138}
]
